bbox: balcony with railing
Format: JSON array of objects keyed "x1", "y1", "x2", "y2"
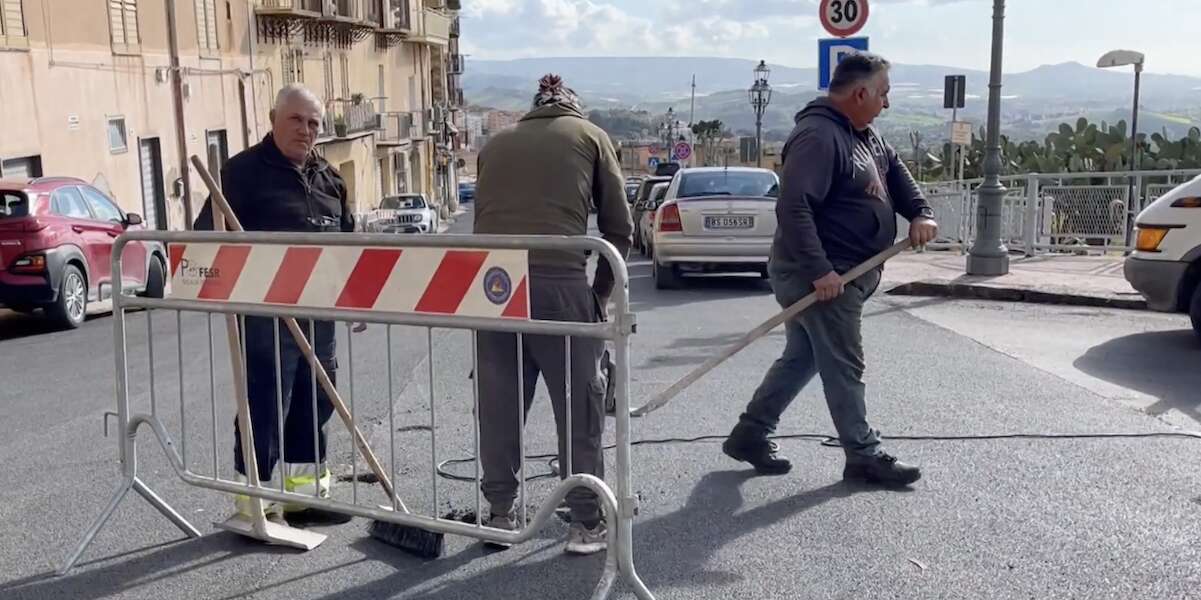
[
  {"x1": 412, "y1": 8, "x2": 450, "y2": 45},
  {"x1": 323, "y1": 97, "x2": 382, "y2": 139},
  {"x1": 381, "y1": 0, "x2": 411, "y2": 30},
  {"x1": 377, "y1": 111, "x2": 415, "y2": 145},
  {"x1": 449, "y1": 54, "x2": 464, "y2": 74},
  {"x1": 450, "y1": 16, "x2": 460, "y2": 38},
  {"x1": 326, "y1": 0, "x2": 363, "y2": 23},
  {"x1": 364, "y1": 0, "x2": 383, "y2": 26},
  {"x1": 257, "y1": 0, "x2": 324, "y2": 15}
]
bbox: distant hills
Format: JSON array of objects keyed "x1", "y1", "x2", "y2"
[{"x1": 464, "y1": 57, "x2": 1201, "y2": 143}]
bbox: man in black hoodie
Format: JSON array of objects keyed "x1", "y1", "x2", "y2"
[{"x1": 721, "y1": 53, "x2": 938, "y2": 486}]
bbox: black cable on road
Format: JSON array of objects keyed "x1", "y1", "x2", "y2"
[{"x1": 433, "y1": 430, "x2": 1201, "y2": 483}]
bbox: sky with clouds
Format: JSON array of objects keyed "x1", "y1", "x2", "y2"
[{"x1": 460, "y1": 0, "x2": 1201, "y2": 77}]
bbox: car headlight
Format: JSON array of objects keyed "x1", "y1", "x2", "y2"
[{"x1": 1135, "y1": 227, "x2": 1170, "y2": 252}]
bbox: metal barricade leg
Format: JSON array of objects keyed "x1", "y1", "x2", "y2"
[
  {"x1": 60, "y1": 302, "x2": 200, "y2": 576},
  {"x1": 133, "y1": 477, "x2": 203, "y2": 540},
  {"x1": 614, "y1": 308, "x2": 655, "y2": 600},
  {"x1": 58, "y1": 477, "x2": 133, "y2": 575}
]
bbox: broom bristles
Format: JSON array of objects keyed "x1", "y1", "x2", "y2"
[{"x1": 368, "y1": 519, "x2": 445, "y2": 559}]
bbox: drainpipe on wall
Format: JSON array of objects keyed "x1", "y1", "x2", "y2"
[
  {"x1": 245, "y1": 0, "x2": 260, "y2": 143},
  {"x1": 165, "y1": 0, "x2": 194, "y2": 229}
]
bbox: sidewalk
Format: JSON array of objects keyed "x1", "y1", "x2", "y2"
[{"x1": 881, "y1": 249, "x2": 1147, "y2": 310}]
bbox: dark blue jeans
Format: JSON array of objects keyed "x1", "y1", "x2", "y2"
[
  {"x1": 737, "y1": 267, "x2": 883, "y2": 458},
  {"x1": 233, "y1": 317, "x2": 337, "y2": 480}
]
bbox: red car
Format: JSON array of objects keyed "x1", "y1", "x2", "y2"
[{"x1": 0, "y1": 177, "x2": 166, "y2": 328}]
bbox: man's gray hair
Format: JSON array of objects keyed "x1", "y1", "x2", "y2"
[
  {"x1": 273, "y1": 83, "x2": 325, "y2": 116},
  {"x1": 828, "y1": 52, "x2": 890, "y2": 95}
]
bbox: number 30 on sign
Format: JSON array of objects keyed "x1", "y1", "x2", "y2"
[{"x1": 820, "y1": 0, "x2": 869, "y2": 38}]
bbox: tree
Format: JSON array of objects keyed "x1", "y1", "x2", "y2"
[{"x1": 691, "y1": 120, "x2": 728, "y2": 166}]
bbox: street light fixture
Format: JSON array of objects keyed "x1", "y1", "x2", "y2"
[
  {"x1": 662, "y1": 107, "x2": 677, "y2": 161},
  {"x1": 1097, "y1": 49, "x2": 1145, "y2": 243},
  {"x1": 748, "y1": 60, "x2": 772, "y2": 168}
]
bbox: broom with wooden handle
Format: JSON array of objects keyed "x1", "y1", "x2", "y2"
[
  {"x1": 630, "y1": 238, "x2": 912, "y2": 417},
  {"x1": 191, "y1": 156, "x2": 444, "y2": 559}
]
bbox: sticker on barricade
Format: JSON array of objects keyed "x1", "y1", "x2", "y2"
[{"x1": 166, "y1": 243, "x2": 531, "y2": 319}]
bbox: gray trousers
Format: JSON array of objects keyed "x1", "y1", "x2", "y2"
[
  {"x1": 476, "y1": 275, "x2": 606, "y2": 524},
  {"x1": 738, "y1": 267, "x2": 884, "y2": 458}
]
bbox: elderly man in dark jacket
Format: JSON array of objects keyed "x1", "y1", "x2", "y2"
[
  {"x1": 722, "y1": 53, "x2": 939, "y2": 487},
  {"x1": 473, "y1": 74, "x2": 633, "y2": 555},
  {"x1": 194, "y1": 84, "x2": 353, "y2": 523}
]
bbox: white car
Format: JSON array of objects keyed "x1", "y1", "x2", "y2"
[
  {"x1": 1124, "y1": 174, "x2": 1201, "y2": 339},
  {"x1": 372, "y1": 193, "x2": 439, "y2": 234},
  {"x1": 650, "y1": 167, "x2": 781, "y2": 289}
]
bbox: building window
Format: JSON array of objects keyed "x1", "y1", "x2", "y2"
[
  {"x1": 1, "y1": 0, "x2": 29, "y2": 47},
  {"x1": 339, "y1": 54, "x2": 350, "y2": 99},
  {"x1": 322, "y1": 52, "x2": 335, "y2": 103},
  {"x1": 107, "y1": 117, "x2": 129, "y2": 154},
  {"x1": 195, "y1": 0, "x2": 219, "y2": 52},
  {"x1": 108, "y1": 0, "x2": 141, "y2": 52},
  {"x1": 281, "y1": 47, "x2": 303, "y2": 85},
  {"x1": 0, "y1": 155, "x2": 43, "y2": 179}
]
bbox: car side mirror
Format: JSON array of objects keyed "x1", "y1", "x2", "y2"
[{"x1": 125, "y1": 212, "x2": 144, "y2": 226}]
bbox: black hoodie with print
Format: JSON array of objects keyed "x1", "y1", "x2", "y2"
[{"x1": 769, "y1": 98, "x2": 933, "y2": 282}]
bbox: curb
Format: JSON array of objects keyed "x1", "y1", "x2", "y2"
[{"x1": 885, "y1": 280, "x2": 1148, "y2": 311}]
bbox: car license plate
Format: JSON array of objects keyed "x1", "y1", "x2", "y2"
[{"x1": 704, "y1": 216, "x2": 754, "y2": 230}]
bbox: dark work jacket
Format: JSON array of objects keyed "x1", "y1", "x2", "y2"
[
  {"x1": 193, "y1": 134, "x2": 354, "y2": 233},
  {"x1": 770, "y1": 98, "x2": 934, "y2": 282},
  {"x1": 193, "y1": 134, "x2": 348, "y2": 361}
]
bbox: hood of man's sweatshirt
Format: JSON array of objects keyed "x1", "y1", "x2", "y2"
[
  {"x1": 521, "y1": 103, "x2": 585, "y2": 122},
  {"x1": 793, "y1": 97, "x2": 854, "y2": 130}
]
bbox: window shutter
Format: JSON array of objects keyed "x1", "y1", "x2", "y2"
[
  {"x1": 122, "y1": 0, "x2": 139, "y2": 45},
  {"x1": 2, "y1": 0, "x2": 26, "y2": 37},
  {"x1": 109, "y1": 0, "x2": 127, "y2": 45},
  {"x1": 205, "y1": 0, "x2": 218, "y2": 49}
]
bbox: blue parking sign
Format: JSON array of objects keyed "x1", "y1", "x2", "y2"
[
  {"x1": 648, "y1": 157, "x2": 660, "y2": 170},
  {"x1": 818, "y1": 37, "x2": 869, "y2": 91}
]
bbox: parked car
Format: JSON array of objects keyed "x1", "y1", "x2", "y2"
[
  {"x1": 630, "y1": 175, "x2": 674, "y2": 251},
  {"x1": 373, "y1": 193, "x2": 439, "y2": 233},
  {"x1": 1124, "y1": 174, "x2": 1201, "y2": 339},
  {"x1": 650, "y1": 167, "x2": 780, "y2": 290},
  {"x1": 0, "y1": 177, "x2": 166, "y2": 328},
  {"x1": 458, "y1": 182, "x2": 476, "y2": 204},
  {"x1": 636, "y1": 182, "x2": 670, "y2": 257},
  {"x1": 625, "y1": 182, "x2": 640, "y2": 204}
]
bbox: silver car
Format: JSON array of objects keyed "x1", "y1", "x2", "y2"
[{"x1": 650, "y1": 167, "x2": 780, "y2": 289}]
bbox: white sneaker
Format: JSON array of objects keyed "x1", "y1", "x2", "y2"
[
  {"x1": 565, "y1": 521, "x2": 607, "y2": 555},
  {"x1": 483, "y1": 511, "x2": 520, "y2": 550}
]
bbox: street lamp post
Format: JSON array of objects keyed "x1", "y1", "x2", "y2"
[
  {"x1": 1097, "y1": 49, "x2": 1145, "y2": 244},
  {"x1": 748, "y1": 60, "x2": 772, "y2": 169},
  {"x1": 662, "y1": 107, "x2": 676, "y2": 161},
  {"x1": 966, "y1": 0, "x2": 1010, "y2": 276}
]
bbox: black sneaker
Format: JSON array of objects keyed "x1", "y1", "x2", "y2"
[
  {"x1": 843, "y1": 453, "x2": 921, "y2": 487},
  {"x1": 722, "y1": 430, "x2": 792, "y2": 475}
]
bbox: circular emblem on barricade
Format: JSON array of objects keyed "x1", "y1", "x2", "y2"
[{"x1": 483, "y1": 267, "x2": 513, "y2": 305}]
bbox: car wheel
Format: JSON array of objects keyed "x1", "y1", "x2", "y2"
[
  {"x1": 653, "y1": 255, "x2": 682, "y2": 290},
  {"x1": 49, "y1": 264, "x2": 87, "y2": 329},
  {"x1": 142, "y1": 255, "x2": 166, "y2": 299},
  {"x1": 1190, "y1": 280, "x2": 1201, "y2": 341}
]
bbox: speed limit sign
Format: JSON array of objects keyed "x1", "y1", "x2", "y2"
[{"x1": 820, "y1": 0, "x2": 869, "y2": 38}]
